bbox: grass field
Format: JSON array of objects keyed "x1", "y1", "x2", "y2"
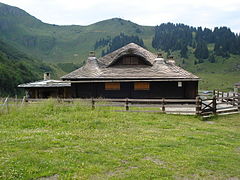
[{"x1": 0, "y1": 101, "x2": 240, "y2": 179}]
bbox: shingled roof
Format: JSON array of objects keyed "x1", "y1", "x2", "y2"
[
  {"x1": 61, "y1": 43, "x2": 199, "y2": 81},
  {"x1": 234, "y1": 82, "x2": 240, "y2": 86},
  {"x1": 18, "y1": 80, "x2": 71, "y2": 88}
]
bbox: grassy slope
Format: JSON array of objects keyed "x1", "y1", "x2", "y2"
[{"x1": 0, "y1": 101, "x2": 239, "y2": 179}]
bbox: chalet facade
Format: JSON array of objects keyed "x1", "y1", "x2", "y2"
[
  {"x1": 61, "y1": 43, "x2": 199, "y2": 99},
  {"x1": 18, "y1": 43, "x2": 199, "y2": 99}
]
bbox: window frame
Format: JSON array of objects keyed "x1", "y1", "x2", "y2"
[
  {"x1": 105, "y1": 82, "x2": 121, "y2": 90},
  {"x1": 134, "y1": 82, "x2": 150, "y2": 91}
]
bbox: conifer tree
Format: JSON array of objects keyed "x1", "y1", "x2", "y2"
[
  {"x1": 208, "y1": 54, "x2": 216, "y2": 63},
  {"x1": 180, "y1": 45, "x2": 188, "y2": 58},
  {"x1": 194, "y1": 41, "x2": 209, "y2": 59}
]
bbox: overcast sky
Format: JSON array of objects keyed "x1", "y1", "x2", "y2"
[{"x1": 1, "y1": 0, "x2": 240, "y2": 32}]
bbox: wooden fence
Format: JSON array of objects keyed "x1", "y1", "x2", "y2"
[
  {"x1": 1, "y1": 93, "x2": 239, "y2": 117},
  {"x1": 23, "y1": 98, "x2": 198, "y2": 114},
  {"x1": 199, "y1": 90, "x2": 240, "y2": 117},
  {"x1": 0, "y1": 96, "x2": 26, "y2": 114},
  {"x1": 91, "y1": 98, "x2": 198, "y2": 114}
]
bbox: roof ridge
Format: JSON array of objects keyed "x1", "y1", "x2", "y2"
[{"x1": 98, "y1": 43, "x2": 157, "y2": 66}]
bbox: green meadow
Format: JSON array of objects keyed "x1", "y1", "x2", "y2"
[{"x1": 0, "y1": 100, "x2": 240, "y2": 179}]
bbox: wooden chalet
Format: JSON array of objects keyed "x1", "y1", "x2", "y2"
[{"x1": 61, "y1": 43, "x2": 200, "y2": 99}]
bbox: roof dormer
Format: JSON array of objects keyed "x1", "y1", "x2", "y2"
[
  {"x1": 107, "y1": 46, "x2": 152, "y2": 67},
  {"x1": 97, "y1": 43, "x2": 156, "y2": 66},
  {"x1": 109, "y1": 54, "x2": 151, "y2": 66}
]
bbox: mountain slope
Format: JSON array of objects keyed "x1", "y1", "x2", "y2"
[
  {"x1": 0, "y1": 39, "x2": 65, "y2": 96},
  {"x1": 0, "y1": 2, "x2": 154, "y2": 63}
]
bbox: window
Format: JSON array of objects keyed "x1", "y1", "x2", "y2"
[
  {"x1": 122, "y1": 56, "x2": 140, "y2": 65},
  {"x1": 134, "y1": 82, "x2": 150, "y2": 90},
  {"x1": 122, "y1": 56, "x2": 131, "y2": 64},
  {"x1": 109, "y1": 55, "x2": 151, "y2": 66},
  {"x1": 130, "y1": 57, "x2": 139, "y2": 65},
  {"x1": 178, "y1": 82, "x2": 182, "y2": 87},
  {"x1": 105, "y1": 82, "x2": 120, "y2": 90}
]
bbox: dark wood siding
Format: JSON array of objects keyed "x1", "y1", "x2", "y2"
[
  {"x1": 95, "y1": 82, "x2": 131, "y2": 98},
  {"x1": 73, "y1": 81, "x2": 198, "y2": 99},
  {"x1": 27, "y1": 87, "x2": 71, "y2": 98},
  {"x1": 72, "y1": 83, "x2": 94, "y2": 98},
  {"x1": 184, "y1": 81, "x2": 198, "y2": 98},
  {"x1": 147, "y1": 82, "x2": 184, "y2": 98}
]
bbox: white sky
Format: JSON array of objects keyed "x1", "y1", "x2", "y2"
[{"x1": 1, "y1": 0, "x2": 240, "y2": 32}]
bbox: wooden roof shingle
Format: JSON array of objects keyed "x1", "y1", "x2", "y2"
[
  {"x1": 61, "y1": 43, "x2": 199, "y2": 81},
  {"x1": 18, "y1": 80, "x2": 71, "y2": 88}
]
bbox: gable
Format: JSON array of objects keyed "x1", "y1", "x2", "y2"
[
  {"x1": 109, "y1": 54, "x2": 151, "y2": 66},
  {"x1": 98, "y1": 43, "x2": 157, "y2": 66}
]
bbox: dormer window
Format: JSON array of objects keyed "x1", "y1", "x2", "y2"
[
  {"x1": 112, "y1": 55, "x2": 150, "y2": 66},
  {"x1": 122, "y1": 56, "x2": 140, "y2": 65}
]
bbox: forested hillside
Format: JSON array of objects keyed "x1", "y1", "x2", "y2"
[
  {"x1": 0, "y1": 40, "x2": 64, "y2": 96},
  {"x1": 94, "y1": 33, "x2": 145, "y2": 56},
  {"x1": 152, "y1": 23, "x2": 240, "y2": 62},
  {"x1": 150, "y1": 23, "x2": 240, "y2": 90}
]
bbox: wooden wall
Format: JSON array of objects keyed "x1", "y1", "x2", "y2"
[
  {"x1": 26, "y1": 87, "x2": 71, "y2": 98},
  {"x1": 72, "y1": 81, "x2": 198, "y2": 99}
]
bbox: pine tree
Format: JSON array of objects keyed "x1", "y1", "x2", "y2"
[
  {"x1": 192, "y1": 41, "x2": 196, "y2": 48},
  {"x1": 180, "y1": 45, "x2": 188, "y2": 58},
  {"x1": 208, "y1": 54, "x2": 216, "y2": 63},
  {"x1": 102, "y1": 33, "x2": 145, "y2": 55},
  {"x1": 198, "y1": 59, "x2": 204, "y2": 63},
  {"x1": 194, "y1": 41, "x2": 209, "y2": 59},
  {"x1": 101, "y1": 50, "x2": 106, "y2": 57},
  {"x1": 166, "y1": 50, "x2": 171, "y2": 57},
  {"x1": 152, "y1": 23, "x2": 193, "y2": 51},
  {"x1": 214, "y1": 43, "x2": 230, "y2": 57}
]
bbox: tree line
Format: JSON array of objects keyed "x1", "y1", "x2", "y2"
[
  {"x1": 94, "y1": 33, "x2": 145, "y2": 56},
  {"x1": 152, "y1": 23, "x2": 240, "y2": 63},
  {"x1": 94, "y1": 23, "x2": 240, "y2": 63}
]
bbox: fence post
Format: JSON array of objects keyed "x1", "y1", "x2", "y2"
[
  {"x1": 213, "y1": 95, "x2": 217, "y2": 115},
  {"x1": 231, "y1": 93, "x2": 235, "y2": 106},
  {"x1": 162, "y1": 98, "x2": 165, "y2": 113},
  {"x1": 238, "y1": 94, "x2": 240, "y2": 111},
  {"x1": 15, "y1": 95, "x2": 17, "y2": 104},
  {"x1": 125, "y1": 98, "x2": 129, "y2": 111},
  {"x1": 91, "y1": 98, "x2": 95, "y2": 110},
  {"x1": 21, "y1": 96, "x2": 26, "y2": 107},
  {"x1": 221, "y1": 92, "x2": 224, "y2": 103},
  {"x1": 196, "y1": 96, "x2": 201, "y2": 115},
  {"x1": 1, "y1": 97, "x2": 5, "y2": 113},
  {"x1": 6, "y1": 97, "x2": 9, "y2": 114},
  {"x1": 213, "y1": 90, "x2": 216, "y2": 96},
  {"x1": 226, "y1": 92, "x2": 229, "y2": 104}
]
